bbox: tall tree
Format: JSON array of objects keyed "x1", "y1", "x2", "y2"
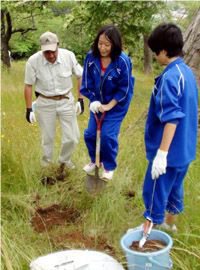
[
  {"x1": 183, "y1": 8, "x2": 200, "y2": 89},
  {"x1": 1, "y1": 1, "x2": 47, "y2": 68}
]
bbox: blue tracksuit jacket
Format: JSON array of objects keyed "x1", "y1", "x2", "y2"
[
  {"x1": 80, "y1": 51, "x2": 134, "y2": 170},
  {"x1": 143, "y1": 57, "x2": 198, "y2": 224},
  {"x1": 80, "y1": 51, "x2": 134, "y2": 120},
  {"x1": 145, "y1": 57, "x2": 198, "y2": 167}
]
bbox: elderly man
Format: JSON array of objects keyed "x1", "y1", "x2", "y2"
[{"x1": 24, "y1": 32, "x2": 83, "y2": 177}]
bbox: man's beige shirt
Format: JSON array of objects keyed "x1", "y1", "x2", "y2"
[{"x1": 25, "y1": 48, "x2": 83, "y2": 96}]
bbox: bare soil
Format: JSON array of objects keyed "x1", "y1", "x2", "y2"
[
  {"x1": 31, "y1": 204, "x2": 80, "y2": 233},
  {"x1": 130, "y1": 240, "x2": 167, "y2": 253},
  {"x1": 52, "y1": 231, "x2": 116, "y2": 257},
  {"x1": 40, "y1": 165, "x2": 70, "y2": 186},
  {"x1": 31, "y1": 202, "x2": 117, "y2": 258},
  {"x1": 124, "y1": 191, "x2": 136, "y2": 198},
  {"x1": 31, "y1": 203, "x2": 116, "y2": 257}
]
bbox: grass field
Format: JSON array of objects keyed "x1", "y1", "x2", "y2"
[{"x1": 1, "y1": 61, "x2": 200, "y2": 269}]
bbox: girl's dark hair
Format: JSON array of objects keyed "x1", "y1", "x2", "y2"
[
  {"x1": 148, "y1": 23, "x2": 183, "y2": 57},
  {"x1": 92, "y1": 24, "x2": 122, "y2": 61}
]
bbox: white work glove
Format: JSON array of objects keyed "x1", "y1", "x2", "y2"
[
  {"x1": 75, "y1": 98, "x2": 84, "y2": 116},
  {"x1": 151, "y1": 149, "x2": 168, "y2": 180},
  {"x1": 26, "y1": 108, "x2": 36, "y2": 124},
  {"x1": 90, "y1": 101, "x2": 101, "y2": 113}
]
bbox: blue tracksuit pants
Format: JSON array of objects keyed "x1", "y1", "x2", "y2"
[
  {"x1": 84, "y1": 112, "x2": 122, "y2": 170},
  {"x1": 143, "y1": 162, "x2": 189, "y2": 224}
]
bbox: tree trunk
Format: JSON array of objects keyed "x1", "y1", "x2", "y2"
[
  {"x1": 1, "y1": 38, "x2": 11, "y2": 68},
  {"x1": 1, "y1": 8, "x2": 37, "y2": 68},
  {"x1": 1, "y1": 9, "x2": 12, "y2": 68},
  {"x1": 183, "y1": 8, "x2": 200, "y2": 89},
  {"x1": 143, "y1": 34, "x2": 152, "y2": 74}
]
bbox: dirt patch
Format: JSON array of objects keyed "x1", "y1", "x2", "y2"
[
  {"x1": 130, "y1": 240, "x2": 167, "y2": 252},
  {"x1": 124, "y1": 191, "x2": 135, "y2": 198},
  {"x1": 31, "y1": 204, "x2": 80, "y2": 233},
  {"x1": 40, "y1": 165, "x2": 70, "y2": 186},
  {"x1": 52, "y1": 231, "x2": 115, "y2": 257},
  {"x1": 40, "y1": 176, "x2": 57, "y2": 186}
]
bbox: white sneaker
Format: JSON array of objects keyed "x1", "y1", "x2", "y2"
[
  {"x1": 65, "y1": 160, "x2": 75, "y2": 169},
  {"x1": 159, "y1": 222, "x2": 177, "y2": 233},
  {"x1": 83, "y1": 162, "x2": 96, "y2": 174},
  {"x1": 102, "y1": 169, "x2": 114, "y2": 180}
]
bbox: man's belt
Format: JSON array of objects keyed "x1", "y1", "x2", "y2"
[{"x1": 39, "y1": 93, "x2": 69, "y2": 100}]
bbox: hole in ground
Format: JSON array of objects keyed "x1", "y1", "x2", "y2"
[{"x1": 31, "y1": 204, "x2": 80, "y2": 233}]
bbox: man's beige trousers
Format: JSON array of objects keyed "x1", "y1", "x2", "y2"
[{"x1": 36, "y1": 95, "x2": 80, "y2": 167}]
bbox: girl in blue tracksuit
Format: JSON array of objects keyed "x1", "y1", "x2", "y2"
[
  {"x1": 142, "y1": 23, "x2": 198, "y2": 234},
  {"x1": 80, "y1": 24, "x2": 134, "y2": 180}
]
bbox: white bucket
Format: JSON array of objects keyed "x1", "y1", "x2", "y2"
[{"x1": 30, "y1": 249, "x2": 125, "y2": 270}]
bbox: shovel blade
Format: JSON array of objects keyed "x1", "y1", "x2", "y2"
[{"x1": 85, "y1": 174, "x2": 107, "y2": 195}]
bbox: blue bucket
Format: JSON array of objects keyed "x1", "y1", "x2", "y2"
[{"x1": 120, "y1": 229, "x2": 173, "y2": 270}]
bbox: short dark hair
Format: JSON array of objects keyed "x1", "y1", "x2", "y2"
[
  {"x1": 148, "y1": 23, "x2": 183, "y2": 57},
  {"x1": 92, "y1": 24, "x2": 122, "y2": 61}
]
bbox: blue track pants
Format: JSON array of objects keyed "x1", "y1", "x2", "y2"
[
  {"x1": 84, "y1": 113, "x2": 122, "y2": 170},
  {"x1": 143, "y1": 162, "x2": 189, "y2": 224}
]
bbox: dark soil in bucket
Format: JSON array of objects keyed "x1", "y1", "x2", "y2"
[
  {"x1": 130, "y1": 240, "x2": 167, "y2": 253},
  {"x1": 31, "y1": 204, "x2": 80, "y2": 233}
]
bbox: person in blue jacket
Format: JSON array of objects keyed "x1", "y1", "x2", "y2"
[
  {"x1": 80, "y1": 24, "x2": 134, "y2": 180},
  {"x1": 142, "y1": 23, "x2": 198, "y2": 235}
]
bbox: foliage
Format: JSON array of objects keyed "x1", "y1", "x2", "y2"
[
  {"x1": 64, "y1": 1, "x2": 166, "y2": 57},
  {"x1": 3, "y1": 1, "x2": 167, "y2": 64},
  {"x1": 4, "y1": 1, "x2": 199, "y2": 69},
  {"x1": 1, "y1": 0, "x2": 51, "y2": 59},
  {"x1": 49, "y1": 1, "x2": 76, "y2": 16}
]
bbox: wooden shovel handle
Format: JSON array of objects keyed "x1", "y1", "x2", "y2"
[{"x1": 94, "y1": 112, "x2": 106, "y2": 167}]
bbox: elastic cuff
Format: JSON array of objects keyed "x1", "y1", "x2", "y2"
[
  {"x1": 168, "y1": 119, "x2": 179, "y2": 125},
  {"x1": 157, "y1": 149, "x2": 168, "y2": 157},
  {"x1": 166, "y1": 208, "x2": 182, "y2": 215},
  {"x1": 26, "y1": 108, "x2": 32, "y2": 112},
  {"x1": 144, "y1": 212, "x2": 164, "y2": 225}
]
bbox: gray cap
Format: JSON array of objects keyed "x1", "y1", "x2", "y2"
[{"x1": 40, "y1": 32, "x2": 59, "y2": 52}]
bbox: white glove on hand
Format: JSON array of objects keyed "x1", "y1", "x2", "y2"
[
  {"x1": 75, "y1": 102, "x2": 81, "y2": 115},
  {"x1": 29, "y1": 111, "x2": 36, "y2": 123},
  {"x1": 26, "y1": 108, "x2": 36, "y2": 124},
  {"x1": 90, "y1": 101, "x2": 101, "y2": 113},
  {"x1": 151, "y1": 149, "x2": 168, "y2": 180},
  {"x1": 75, "y1": 98, "x2": 84, "y2": 116}
]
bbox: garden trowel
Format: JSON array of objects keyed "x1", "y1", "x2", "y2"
[
  {"x1": 139, "y1": 179, "x2": 157, "y2": 248},
  {"x1": 139, "y1": 218, "x2": 153, "y2": 248}
]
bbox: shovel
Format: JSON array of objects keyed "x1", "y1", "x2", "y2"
[{"x1": 85, "y1": 112, "x2": 107, "y2": 195}]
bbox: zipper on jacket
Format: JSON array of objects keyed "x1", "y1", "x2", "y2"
[
  {"x1": 100, "y1": 68, "x2": 115, "y2": 103},
  {"x1": 93, "y1": 62, "x2": 104, "y2": 102}
]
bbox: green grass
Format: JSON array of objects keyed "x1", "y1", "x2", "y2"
[{"x1": 1, "y1": 61, "x2": 200, "y2": 269}]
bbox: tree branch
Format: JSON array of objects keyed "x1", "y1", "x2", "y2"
[{"x1": 12, "y1": 27, "x2": 37, "y2": 35}]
